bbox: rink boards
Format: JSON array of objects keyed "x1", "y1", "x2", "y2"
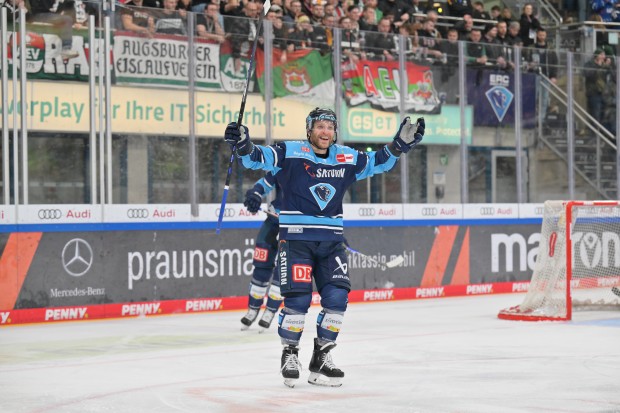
[{"x1": 0, "y1": 203, "x2": 548, "y2": 325}]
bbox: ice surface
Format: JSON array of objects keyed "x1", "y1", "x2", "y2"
[{"x1": 1, "y1": 294, "x2": 619, "y2": 413}]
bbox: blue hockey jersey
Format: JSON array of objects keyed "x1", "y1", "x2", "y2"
[{"x1": 240, "y1": 140, "x2": 400, "y2": 241}]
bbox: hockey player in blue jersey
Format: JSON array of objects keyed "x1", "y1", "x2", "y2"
[
  {"x1": 224, "y1": 108, "x2": 424, "y2": 388},
  {"x1": 240, "y1": 173, "x2": 284, "y2": 331}
]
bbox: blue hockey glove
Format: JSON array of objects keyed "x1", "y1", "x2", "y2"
[
  {"x1": 393, "y1": 117, "x2": 424, "y2": 153},
  {"x1": 243, "y1": 189, "x2": 262, "y2": 213},
  {"x1": 224, "y1": 122, "x2": 253, "y2": 155}
]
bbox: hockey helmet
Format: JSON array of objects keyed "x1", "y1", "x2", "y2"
[{"x1": 306, "y1": 107, "x2": 338, "y2": 145}]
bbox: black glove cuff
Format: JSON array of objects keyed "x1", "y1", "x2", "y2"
[{"x1": 236, "y1": 141, "x2": 254, "y2": 157}]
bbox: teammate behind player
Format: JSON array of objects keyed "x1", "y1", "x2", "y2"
[
  {"x1": 224, "y1": 108, "x2": 424, "y2": 388},
  {"x1": 240, "y1": 173, "x2": 284, "y2": 332}
]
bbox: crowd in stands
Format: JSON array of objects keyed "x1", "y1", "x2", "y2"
[{"x1": 1, "y1": 0, "x2": 617, "y2": 127}]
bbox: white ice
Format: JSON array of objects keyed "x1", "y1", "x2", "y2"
[{"x1": 1, "y1": 294, "x2": 619, "y2": 413}]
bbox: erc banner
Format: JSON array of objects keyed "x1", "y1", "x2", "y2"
[
  {"x1": 342, "y1": 58, "x2": 443, "y2": 114},
  {"x1": 466, "y1": 70, "x2": 537, "y2": 127},
  {"x1": 0, "y1": 222, "x2": 546, "y2": 311}
]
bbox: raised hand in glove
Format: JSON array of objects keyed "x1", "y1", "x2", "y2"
[
  {"x1": 392, "y1": 117, "x2": 424, "y2": 153},
  {"x1": 224, "y1": 122, "x2": 253, "y2": 155},
  {"x1": 244, "y1": 189, "x2": 262, "y2": 214}
]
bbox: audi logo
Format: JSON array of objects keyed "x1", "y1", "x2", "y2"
[
  {"x1": 535, "y1": 206, "x2": 544, "y2": 215},
  {"x1": 216, "y1": 208, "x2": 236, "y2": 218},
  {"x1": 38, "y1": 209, "x2": 62, "y2": 219},
  {"x1": 358, "y1": 207, "x2": 376, "y2": 217},
  {"x1": 421, "y1": 207, "x2": 438, "y2": 216},
  {"x1": 479, "y1": 207, "x2": 495, "y2": 216},
  {"x1": 127, "y1": 209, "x2": 149, "y2": 219}
]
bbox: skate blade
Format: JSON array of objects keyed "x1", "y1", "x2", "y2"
[
  {"x1": 308, "y1": 372, "x2": 342, "y2": 387},
  {"x1": 283, "y1": 377, "x2": 299, "y2": 388},
  {"x1": 258, "y1": 327, "x2": 268, "y2": 334},
  {"x1": 240, "y1": 324, "x2": 251, "y2": 331}
]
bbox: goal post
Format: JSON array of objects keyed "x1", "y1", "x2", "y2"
[{"x1": 498, "y1": 200, "x2": 620, "y2": 321}]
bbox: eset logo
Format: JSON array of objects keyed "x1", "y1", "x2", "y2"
[{"x1": 292, "y1": 264, "x2": 312, "y2": 283}]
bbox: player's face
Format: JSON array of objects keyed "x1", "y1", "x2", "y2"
[{"x1": 309, "y1": 120, "x2": 335, "y2": 153}]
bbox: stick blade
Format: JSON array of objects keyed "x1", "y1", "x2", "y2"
[{"x1": 386, "y1": 256, "x2": 404, "y2": 268}]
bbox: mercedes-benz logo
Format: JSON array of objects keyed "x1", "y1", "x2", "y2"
[{"x1": 61, "y1": 238, "x2": 93, "y2": 277}]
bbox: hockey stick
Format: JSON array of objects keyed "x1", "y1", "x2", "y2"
[
  {"x1": 216, "y1": 1, "x2": 270, "y2": 235},
  {"x1": 259, "y1": 209, "x2": 404, "y2": 269}
]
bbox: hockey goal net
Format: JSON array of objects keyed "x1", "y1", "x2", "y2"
[{"x1": 498, "y1": 200, "x2": 620, "y2": 321}]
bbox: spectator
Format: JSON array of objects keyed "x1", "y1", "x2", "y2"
[
  {"x1": 448, "y1": 0, "x2": 473, "y2": 18},
  {"x1": 154, "y1": 0, "x2": 188, "y2": 35},
  {"x1": 345, "y1": 4, "x2": 362, "y2": 31},
  {"x1": 378, "y1": 0, "x2": 411, "y2": 30},
  {"x1": 363, "y1": 0, "x2": 382, "y2": 22},
  {"x1": 267, "y1": 8, "x2": 292, "y2": 58},
  {"x1": 177, "y1": 0, "x2": 192, "y2": 12},
  {"x1": 27, "y1": 0, "x2": 79, "y2": 59},
  {"x1": 482, "y1": 25, "x2": 503, "y2": 68},
  {"x1": 283, "y1": 0, "x2": 304, "y2": 30},
  {"x1": 288, "y1": 14, "x2": 314, "y2": 50},
  {"x1": 589, "y1": 13, "x2": 614, "y2": 56},
  {"x1": 495, "y1": 20, "x2": 515, "y2": 70},
  {"x1": 121, "y1": 0, "x2": 156, "y2": 35},
  {"x1": 339, "y1": 15, "x2": 365, "y2": 63},
  {"x1": 365, "y1": 16, "x2": 398, "y2": 60},
  {"x1": 321, "y1": 13, "x2": 336, "y2": 47},
  {"x1": 490, "y1": 4, "x2": 501, "y2": 20},
  {"x1": 438, "y1": 27, "x2": 459, "y2": 103},
  {"x1": 309, "y1": 0, "x2": 324, "y2": 24},
  {"x1": 455, "y1": 12, "x2": 473, "y2": 40},
  {"x1": 472, "y1": 1, "x2": 490, "y2": 20},
  {"x1": 417, "y1": 18, "x2": 442, "y2": 60},
  {"x1": 225, "y1": 0, "x2": 259, "y2": 74},
  {"x1": 398, "y1": 22, "x2": 421, "y2": 59},
  {"x1": 359, "y1": 5, "x2": 378, "y2": 31},
  {"x1": 426, "y1": 9, "x2": 445, "y2": 37},
  {"x1": 196, "y1": 1, "x2": 226, "y2": 43},
  {"x1": 519, "y1": 3, "x2": 541, "y2": 47},
  {"x1": 408, "y1": 0, "x2": 425, "y2": 22},
  {"x1": 499, "y1": 6, "x2": 514, "y2": 24},
  {"x1": 327, "y1": 0, "x2": 346, "y2": 19},
  {"x1": 465, "y1": 28, "x2": 487, "y2": 67},
  {"x1": 524, "y1": 27, "x2": 558, "y2": 115},
  {"x1": 583, "y1": 49, "x2": 613, "y2": 128},
  {"x1": 507, "y1": 21, "x2": 522, "y2": 46}
]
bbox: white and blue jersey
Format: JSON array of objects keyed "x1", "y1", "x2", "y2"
[{"x1": 240, "y1": 140, "x2": 400, "y2": 241}]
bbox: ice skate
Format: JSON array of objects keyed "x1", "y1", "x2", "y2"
[
  {"x1": 308, "y1": 338, "x2": 344, "y2": 387},
  {"x1": 240, "y1": 308, "x2": 259, "y2": 330},
  {"x1": 257, "y1": 309, "x2": 276, "y2": 333},
  {"x1": 281, "y1": 345, "x2": 302, "y2": 388}
]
